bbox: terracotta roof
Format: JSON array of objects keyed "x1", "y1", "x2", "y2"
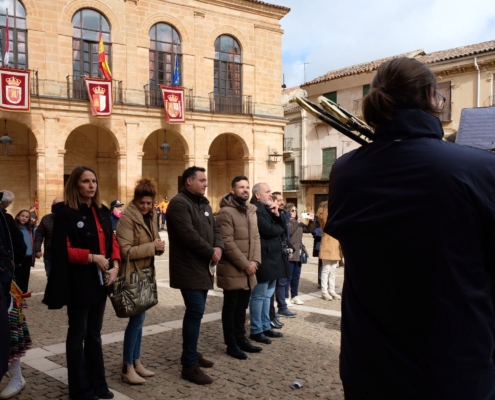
[
  {"x1": 419, "y1": 40, "x2": 495, "y2": 64},
  {"x1": 302, "y1": 50, "x2": 425, "y2": 87},
  {"x1": 244, "y1": 0, "x2": 290, "y2": 11},
  {"x1": 283, "y1": 102, "x2": 301, "y2": 114},
  {"x1": 282, "y1": 85, "x2": 300, "y2": 93}
]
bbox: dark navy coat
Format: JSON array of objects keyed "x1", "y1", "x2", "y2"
[{"x1": 326, "y1": 110, "x2": 495, "y2": 400}]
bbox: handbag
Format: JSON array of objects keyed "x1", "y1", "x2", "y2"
[
  {"x1": 300, "y1": 244, "x2": 309, "y2": 264},
  {"x1": 109, "y1": 249, "x2": 158, "y2": 318}
]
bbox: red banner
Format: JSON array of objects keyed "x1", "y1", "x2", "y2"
[
  {"x1": 0, "y1": 68, "x2": 30, "y2": 112},
  {"x1": 161, "y1": 85, "x2": 185, "y2": 123},
  {"x1": 84, "y1": 78, "x2": 113, "y2": 117}
]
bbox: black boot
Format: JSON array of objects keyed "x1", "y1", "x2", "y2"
[
  {"x1": 226, "y1": 345, "x2": 248, "y2": 360},
  {"x1": 238, "y1": 339, "x2": 263, "y2": 353}
]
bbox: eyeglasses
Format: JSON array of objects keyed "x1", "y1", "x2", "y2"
[
  {"x1": 434, "y1": 90, "x2": 446, "y2": 110},
  {"x1": 291, "y1": 209, "x2": 297, "y2": 213}
]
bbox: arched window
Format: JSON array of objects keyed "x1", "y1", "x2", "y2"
[
  {"x1": 214, "y1": 35, "x2": 241, "y2": 97},
  {"x1": 149, "y1": 23, "x2": 181, "y2": 87},
  {"x1": 0, "y1": 1, "x2": 27, "y2": 69},
  {"x1": 72, "y1": 9, "x2": 111, "y2": 78}
]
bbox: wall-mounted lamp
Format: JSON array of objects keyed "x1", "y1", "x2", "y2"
[
  {"x1": 0, "y1": 119, "x2": 12, "y2": 156},
  {"x1": 268, "y1": 147, "x2": 283, "y2": 165},
  {"x1": 160, "y1": 129, "x2": 171, "y2": 160}
]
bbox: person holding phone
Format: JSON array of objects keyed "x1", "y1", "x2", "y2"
[{"x1": 43, "y1": 166, "x2": 121, "y2": 400}]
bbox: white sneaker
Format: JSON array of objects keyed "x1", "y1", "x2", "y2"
[
  {"x1": 322, "y1": 293, "x2": 333, "y2": 301},
  {"x1": 329, "y1": 291, "x2": 342, "y2": 300},
  {"x1": 292, "y1": 296, "x2": 304, "y2": 305},
  {"x1": 285, "y1": 298, "x2": 294, "y2": 307},
  {"x1": 0, "y1": 376, "x2": 26, "y2": 399}
]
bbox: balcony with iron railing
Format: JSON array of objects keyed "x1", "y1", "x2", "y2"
[
  {"x1": 283, "y1": 176, "x2": 299, "y2": 191},
  {"x1": 143, "y1": 84, "x2": 194, "y2": 111},
  {"x1": 209, "y1": 93, "x2": 252, "y2": 115},
  {"x1": 66, "y1": 75, "x2": 124, "y2": 104},
  {"x1": 301, "y1": 165, "x2": 333, "y2": 182}
]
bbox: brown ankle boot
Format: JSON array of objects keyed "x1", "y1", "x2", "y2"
[
  {"x1": 119, "y1": 363, "x2": 146, "y2": 385},
  {"x1": 197, "y1": 352, "x2": 214, "y2": 368},
  {"x1": 134, "y1": 359, "x2": 155, "y2": 377},
  {"x1": 181, "y1": 365, "x2": 213, "y2": 385}
]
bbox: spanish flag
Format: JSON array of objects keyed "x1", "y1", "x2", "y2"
[{"x1": 98, "y1": 33, "x2": 112, "y2": 81}]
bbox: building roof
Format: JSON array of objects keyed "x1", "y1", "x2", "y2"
[
  {"x1": 301, "y1": 50, "x2": 425, "y2": 87},
  {"x1": 419, "y1": 40, "x2": 495, "y2": 64},
  {"x1": 456, "y1": 107, "x2": 495, "y2": 150},
  {"x1": 301, "y1": 40, "x2": 495, "y2": 88},
  {"x1": 244, "y1": 0, "x2": 290, "y2": 11},
  {"x1": 283, "y1": 102, "x2": 301, "y2": 114}
]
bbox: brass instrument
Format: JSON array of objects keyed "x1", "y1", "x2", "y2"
[{"x1": 294, "y1": 96, "x2": 374, "y2": 145}]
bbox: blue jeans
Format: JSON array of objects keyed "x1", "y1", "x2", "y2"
[
  {"x1": 123, "y1": 311, "x2": 146, "y2": 365},
  {"x1": 44, "y1": 258, "x2": 52, "y2": 278},
  {"x1": 249, "y1": 280, "x2": 276, "y2": 335},
  {"x1": 180, "y1": 289, "x2": 207, "y2": 367},
  {"x1": 286, "y1": 261, "x2": 302, "y2": 298}
]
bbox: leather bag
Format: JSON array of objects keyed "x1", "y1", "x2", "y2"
[
  {"x1": 300, "y1": 244, "x2": 309, "y2": 264},
  {"x1": 109, "y1": 249, "x2": 158, "y2": 318}
]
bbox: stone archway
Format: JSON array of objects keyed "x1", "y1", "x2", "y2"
[
  {"x1": 142, "y1": 130, "x2": 188, "y2": 199},
  {"x1": 64, "y1": 125, "x2": 118, "y2": 207},
  {"x1": 0, "y1": 120, "x2": 38, "y2": 215},
  {"x1": 208, "y1": 133, "x2": 248, "y2": 212}
]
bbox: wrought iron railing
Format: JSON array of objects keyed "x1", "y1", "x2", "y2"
[
  {"x1": 143, "y1": 84, "x2": 194, "y2": 111},
  {"x1": 30, "y1": 70, "x2": 38, "y2": 96},
  {"x1": 301, "y1": 165, "x2": 332, "y2": 181},
  {"x1": 283, "y1": 137, "x2": 293, "y2": 151},
  {"x1": 66, "y1": 75, "x2": 123, "y2": 104},
  {"x1": 283, "y1": 176, "x2": 299, "y2": 191},
  {"x1": 209, "y1": 93, "x2": 252, "y2": 115}
]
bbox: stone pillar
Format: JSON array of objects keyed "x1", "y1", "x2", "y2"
[
  {"x1": 42, "y1": 115, "x2": 63, "y2": 216},
  {"x1": 97, "y1": 156, "x2": 110, "y2": 206},
  {"x1": 116, "y1": 150, "x2": 127, "y2": 203},
  {"x1": 243, "y1": 156, "x2": 254, "y2": 183},
  {"x1": 35, "y1": 148, "x2": 47, "y2": 216},
  {"x1": 194, "y1": 125, "x2": 206, "y2": 166},
  {"x1": 124, "y1": 121, "x2": 142, "y2": 204}
]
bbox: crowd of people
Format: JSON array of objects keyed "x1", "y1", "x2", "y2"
[
  {"x1": 0, "y1": 166, "x2": 324, "y2": 398},
  {"x1": 3, "y1": 57, "x2": 495, "y2": 399}
]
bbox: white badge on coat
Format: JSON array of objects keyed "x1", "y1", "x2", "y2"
[
  {"x1": 77, "y1": 221, "x2": 84, "y2": 228},
  {"x1": 204, "y1": 211, "x2": 209, "y2": 217}
]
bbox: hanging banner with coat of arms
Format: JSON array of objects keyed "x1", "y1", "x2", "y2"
[
  {"x1": 160, "y1": 85, "x2": 185, "y2": 123},
  {"x1": 84, "y1": 78, "x2": 113, "y2": 117},
  {"x1": 0, "y1": 68, "x2": 30, "y2": 112}
]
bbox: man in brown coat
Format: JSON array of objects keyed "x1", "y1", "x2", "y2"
[
  {"x1": 167, "y1": 166, "x2": 224, "y2": 385},
  {"x1": 216, "y1": 176, "x2": 262, "y2": 360}
]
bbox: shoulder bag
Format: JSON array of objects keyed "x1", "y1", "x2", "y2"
[{"x1": 109, "y1": 249, "x2": 158, "y2": 318}]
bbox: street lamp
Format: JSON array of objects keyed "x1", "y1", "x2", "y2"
[
  {"x1": 160, "y1": 129, "x2": 171, "y2": 160},
  {"x1": 0, "y1": 119, "x2": 12, "y2": 156},
  {"x1": 268, "y1": 147, "x2": 283, "y2": 165}
]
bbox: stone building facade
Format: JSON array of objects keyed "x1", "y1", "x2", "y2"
[
  {"x1": 283, "y1": 40, "x2": 495, "y2": 212},
  {"x1": 0, "y1": 0, "x2": 289, "y2": 216}
]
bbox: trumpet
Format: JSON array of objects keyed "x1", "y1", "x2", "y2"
[{"x1": 294, "y1": 96, "x2": 374, "y2": 145}]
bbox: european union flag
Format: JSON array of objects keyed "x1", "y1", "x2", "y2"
[{"x1": 172, "y1": 55, "x2": 180, "y2": 86}]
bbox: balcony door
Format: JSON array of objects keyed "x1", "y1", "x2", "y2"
[{"x1": 214, "y1": 35, "x2": 242, "y2": 114}]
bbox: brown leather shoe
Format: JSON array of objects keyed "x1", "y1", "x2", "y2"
[
  {"x1": 181, "y1": 365, "x2": 213, "y2": 385},
  {"x1": 197, "y1": 352, "x2": 214, "y2": 368}
]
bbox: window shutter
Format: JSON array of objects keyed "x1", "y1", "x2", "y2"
[
  {"x1": 323, "y1": 91, "x2": 337, "y2": 103},
  {"x1": 322, "y1": 147, "x2": 336, "y2": 179},
  {"x1": 363, "y1": 84, "x2": 370, "y2": 97}
]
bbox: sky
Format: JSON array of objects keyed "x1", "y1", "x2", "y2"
[{"x1": 267, "y1": 0, "x2": 495, "y2": 88}]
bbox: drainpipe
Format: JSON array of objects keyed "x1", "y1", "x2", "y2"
[{"x1": 474, "y1": 57, "x2": 480, "y2": 107}]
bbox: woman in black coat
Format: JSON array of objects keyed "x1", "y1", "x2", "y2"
[{"x1": 43, "y1": 166, "x2": 121, "y2": 400}]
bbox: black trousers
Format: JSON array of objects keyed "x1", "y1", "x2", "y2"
[
  {"x1": 14, "y1": 256, "x2": 32, "y2": 294},
  {"x1": 66, "y1": 300, "x2": 108, "y2": 398},
  {"x1": 222, "y1": 289, "x2": 251, "y2": 347}
]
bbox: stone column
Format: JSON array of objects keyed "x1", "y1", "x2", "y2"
[
  {"x1": 116, "y1": 150, "x2": 127, "y2": 203},
  {"x1": 243, "y1": 156, "x2": 254, "y2": 183},
  {"x1": 35, "y1": 148, "x2": 47, "y2": 216}
]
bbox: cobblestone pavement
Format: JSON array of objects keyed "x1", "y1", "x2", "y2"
[{"x1": 0, "y1": 233, "x2": 345, "y2": 399}]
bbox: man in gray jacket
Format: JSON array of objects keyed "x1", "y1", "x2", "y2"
[{"x1": 167, "y1": 166, "x2": 224, "y2": 385}]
